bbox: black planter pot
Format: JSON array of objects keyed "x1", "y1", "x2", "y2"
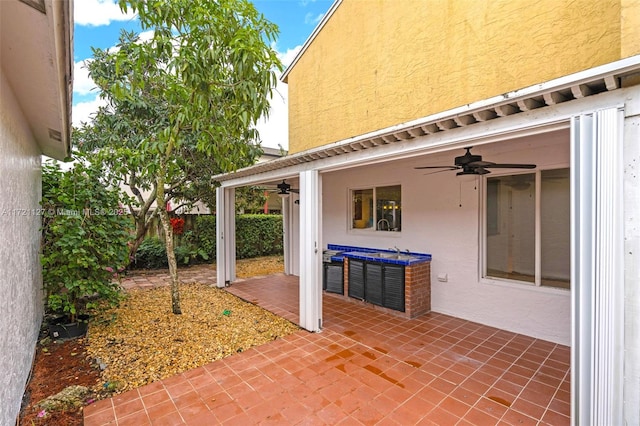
[{"x1": 48, "y1": 314, "x2": 90, "y2": 339}]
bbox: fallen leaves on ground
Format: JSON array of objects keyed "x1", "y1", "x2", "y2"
[
  {"x1": 19, "y1": 338, "x2": 100, "y2": 426},
  {"x1": 235, "y1": 255, "x2": 284, "y2": 278},
  {"x1": 86, "y1": 283, "x2": 299, "y2": 394}
]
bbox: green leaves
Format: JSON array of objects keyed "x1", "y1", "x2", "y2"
[
  {"x1": 111, "y1": 0, "x2": 281, "y2": 160},
  {"x1": 41, "y1": 157, "x2": 133, "y2": 321}
]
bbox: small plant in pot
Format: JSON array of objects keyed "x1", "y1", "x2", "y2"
[{"x1": 41, "y1": 157, "x2": 133, "y2": 339}]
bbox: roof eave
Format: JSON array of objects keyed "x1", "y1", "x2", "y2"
[
  {"x1": 0, "y1": 0, "x2": 73, "y2": 160},
  {"x1": 214, "y1": 54, "x2": 640, "y2": 184}
]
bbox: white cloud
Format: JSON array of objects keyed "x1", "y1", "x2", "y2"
[
  {"x1": 138, "y1": 30, "x2": 155, "y2": 43},
  {"x1": 74, "y1": 0, "x2": 136, "y2": 26},
  {"x1": 304, "y1": 12, "x2": 324, "y2": 25},
  {"x1": 74, "y1": 59, "x2": 96, "y2": 96},
  {"x1": 279, "y1": 45, "x2": 303, "y2": 68},
  {"x1": 256, "y1": 79, "x2": 288, "y2": 149},
  {"x1": 72, "y1": 97, "x2": 107, "y2": 128},
  {"x1": 254, "y1": 45, "x2": 303, "y2": 150}
]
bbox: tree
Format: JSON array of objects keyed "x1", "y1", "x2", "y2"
[
  {"x1": 92, "y1": 0, "x2": 282, "y2": 314},
  {"x1": 74, "y1": 59, "x2": 245, "y2": 262},
  {"x1": 234, "y1": 186, "x2": 268, "y2": 214}
]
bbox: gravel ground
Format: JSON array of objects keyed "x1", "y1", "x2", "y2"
[
  {"x1": 235, "y1": 255, "x2": 284, "y2": 278},
  {"x1": 86, "y1": 281, "x2": 299, "y2": 394}
]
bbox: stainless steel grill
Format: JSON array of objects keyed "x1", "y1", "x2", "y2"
[{"x1": 323, "y1": 249, "x2": 341, "y2": 263}]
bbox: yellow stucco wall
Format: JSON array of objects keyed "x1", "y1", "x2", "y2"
[
  {"x1": 286, "y1": 0, "x2": 635, "y2": 154},
  {"x1": 622, "y1": 0, "x2": 640, "y2": 58}
]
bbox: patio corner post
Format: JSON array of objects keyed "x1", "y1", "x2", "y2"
[
  {"x1": 571, "y1": 107, "x2": 624, "y2": 425},
  {"x1": 216, "y1": 186, "x2": 236, "y2": 288},
  {"x1": 299, "y1": 170, "x2": 322, "y2": 332},
  {"x1": 282, "y1": 189, "x2": 296, "y2": 275}
]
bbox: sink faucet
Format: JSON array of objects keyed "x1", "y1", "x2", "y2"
[
  {"x1": 405, "y1": 249, "x2": 411, "y2": 254},
  {"x1": 377, "y1": 219, "x2": 390, "y2": 231},
  {"x1": 394, "y1": 246, "x2": 400, "y2": 254}
]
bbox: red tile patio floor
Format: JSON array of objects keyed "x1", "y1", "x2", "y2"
[{"x1": 85, "y1": 270, "x2": 570, "y2": 425}]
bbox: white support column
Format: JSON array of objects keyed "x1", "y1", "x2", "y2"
[
  {"x1": 299, "y1": 170, "x2": 322, "y2": 332},
  {"x1": 282, "y1": 195, "x2": 293, "y2": 275},
  {"x1": 571, "y1": 107, "x2": 624, "y2": 425},
  {"x1": 216, "y1": 186, "x2": 236, "y2": 288}
]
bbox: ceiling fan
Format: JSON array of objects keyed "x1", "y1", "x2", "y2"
[
  {"x1": 274, "y1": 180, "x2": 299, "y2": 197},
  {"x1": 414, "y1": 147, "x2": 536, "y2": 176}
]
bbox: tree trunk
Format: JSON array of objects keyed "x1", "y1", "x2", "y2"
[
  {"x1": 128, "y1": 215, "x2": 147, "y2": 263},
  {"x1": 156, "y1": 167, "x2": 181, "y2": 314},
  {"x1": 128, "y1": 184, "x2": 157, "y2": 264}
]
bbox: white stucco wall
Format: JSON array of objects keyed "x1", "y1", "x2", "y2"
[
  {"x1": 623, "y1": 86, "x2": 640, "y2": 426},
  {"x1": 0, "y1": 70, "x2": 44, "y2": 424},
  {"x1": 322, "y1": 130, "x2": 571, "y2": 345}
]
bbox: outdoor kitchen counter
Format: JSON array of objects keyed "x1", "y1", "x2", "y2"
[
  {"x1": 326, "y1": 244, "x2": 432, "y2": 266},
  {"x1": 326, "y1": 244, "x2": 432, "y2": 318},
  {"x1": 340, "y1": 251, "x2": 431, "y2": 266}
]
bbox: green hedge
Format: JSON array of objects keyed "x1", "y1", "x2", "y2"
[
  {"x1": 195, "y1": 215, "x2": 217, "y2": 260},
  {"x1": 134, "y1": 237, "x2": 167, "y2": 269},
  {"x1": 133, "y1": 214, "x2": 283, "y2": 268},
  {"x1": 235, "y1": 214, "x2": 283, "y2": 259}
]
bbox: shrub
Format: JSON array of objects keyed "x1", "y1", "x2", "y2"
[
  {"x1": 134, "y1": 214, "x2": 283, "y2": 269},
  {"x1": 133, "y1": 237, "x2": 167, "y2": 269},
  {"x1": 236, "y1": 214, "x2": 283, "y2": 259},
  {"x1": 194, "y1": 215, "x2": 216, "y2": 259},
  {"x1": 41, "y1": 159, "x2": 132, "y2": 322},
  {"x1": 174, "y1": 230, "x2": 209, "y2": 266}
]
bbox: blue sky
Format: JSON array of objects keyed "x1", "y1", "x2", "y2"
[{"x1": 73, "y1": 0, "x2": 334, "y2": 149}]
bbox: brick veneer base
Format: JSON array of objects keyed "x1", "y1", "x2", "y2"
[{"x1": 341, "y1": 259, "x2": 431, "y2": 319}]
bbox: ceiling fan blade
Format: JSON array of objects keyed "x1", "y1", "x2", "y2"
[
  {"x1": 482, "y1": 163, "x2": 536, "y2": 169},
  {"x1": 468, "y1": 160, "x2": 493, "y2": 167},
  {"x1": 423, "y1": 169, "x2": 457, "y2": 176},
  {"x1": 414, "y1": 165, "x2": 459, "y2": 170},
  {"x1": 290, "y1": 189, "x2": 299, "y2": 193}
]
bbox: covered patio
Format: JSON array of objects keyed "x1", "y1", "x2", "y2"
[{"x1": 84, "y1": 274, "x2": 570, "y2": 425}]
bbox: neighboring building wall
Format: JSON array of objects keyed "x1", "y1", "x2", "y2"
[
  {"x1": 0, "y1": 71, "x2": 44, "y2": 424},
  {"x1": 286, "y1": 0, "x2": 640, "y2": 153},
  {"x1": 321, "y1": 131, "x2": 572, "y2": 344}
]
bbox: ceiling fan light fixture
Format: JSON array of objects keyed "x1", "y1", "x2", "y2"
[
  {"x1": 277, "y1": 180, "x2": 291, "y2": 198},
  {"x1": 456, "y1": 170, "x2": 480, "y2": 181}
]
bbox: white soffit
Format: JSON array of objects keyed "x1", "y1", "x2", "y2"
[
  {"x1": 214, "y1": 55, "x2": 640, "y2": 184},
  {"x1": 0, "y1": 0, "x2": 73, "y2": 160}
]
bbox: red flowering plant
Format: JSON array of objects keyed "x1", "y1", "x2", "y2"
[{"x1": 170, "y1": 217, "x2": 185, "y2": 235}]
